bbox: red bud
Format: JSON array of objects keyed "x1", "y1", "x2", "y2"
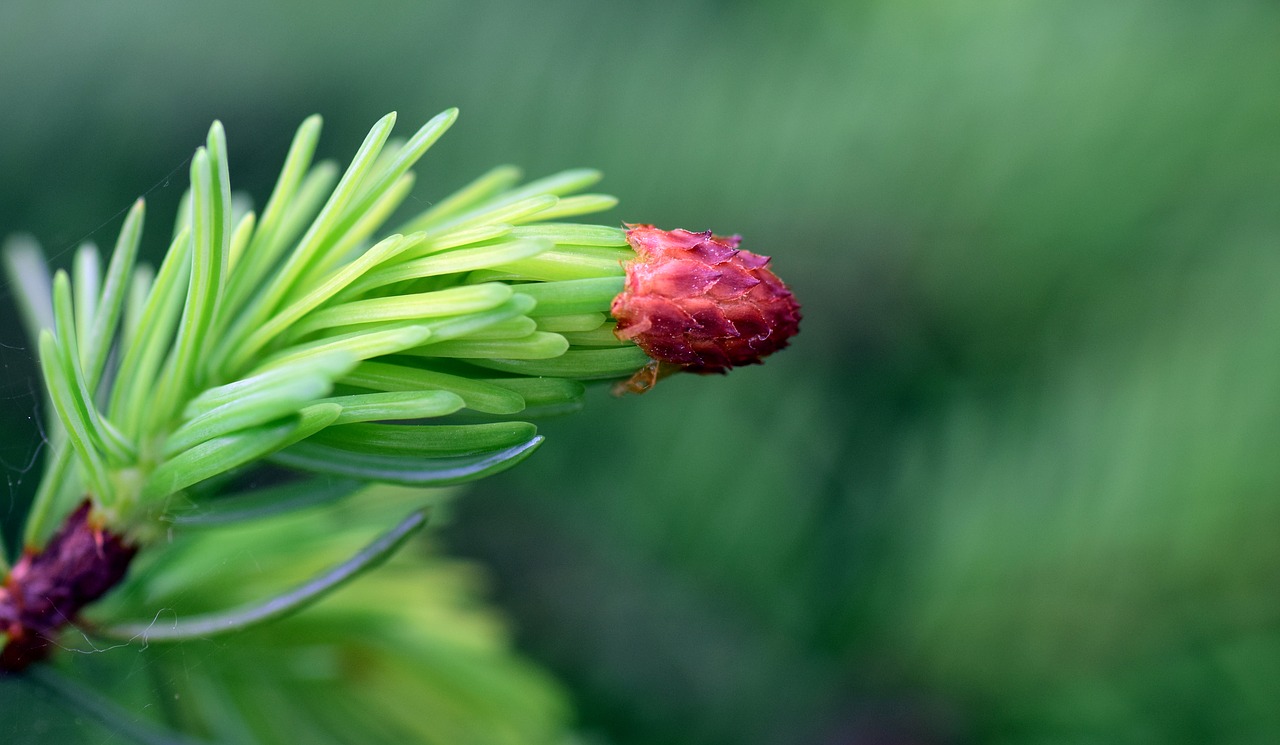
[{"x1": 611, "y1": 225, "x2": 801, "y2": 393}]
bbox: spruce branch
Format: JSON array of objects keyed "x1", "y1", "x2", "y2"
[{"x1": 0, "y1": 108, "x2": 801, "y2": 672}]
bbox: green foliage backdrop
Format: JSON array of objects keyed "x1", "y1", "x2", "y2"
[{"x1": 3, "y1": 0, "x2": 1280, "y2": 742}]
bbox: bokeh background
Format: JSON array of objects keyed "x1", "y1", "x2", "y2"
[{"x1": 3, "y1": 0, "x2": 1280, "y2": 742}]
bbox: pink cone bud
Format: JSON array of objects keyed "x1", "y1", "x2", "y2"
[{"x1": 611, "y1": 225, "x2": 801, "y2": 393}]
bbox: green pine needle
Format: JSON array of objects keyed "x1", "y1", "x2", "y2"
[
  {"x1": 97, "y1": 510, "x2": 429, "y2": 642},
  {"x1": 270, "y1": 435, "x2": 544, "y2": 486}
]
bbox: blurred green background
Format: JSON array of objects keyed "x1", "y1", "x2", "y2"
[{"x1": 3, "y1": 0, "x2": 1280, "y2": 742}]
